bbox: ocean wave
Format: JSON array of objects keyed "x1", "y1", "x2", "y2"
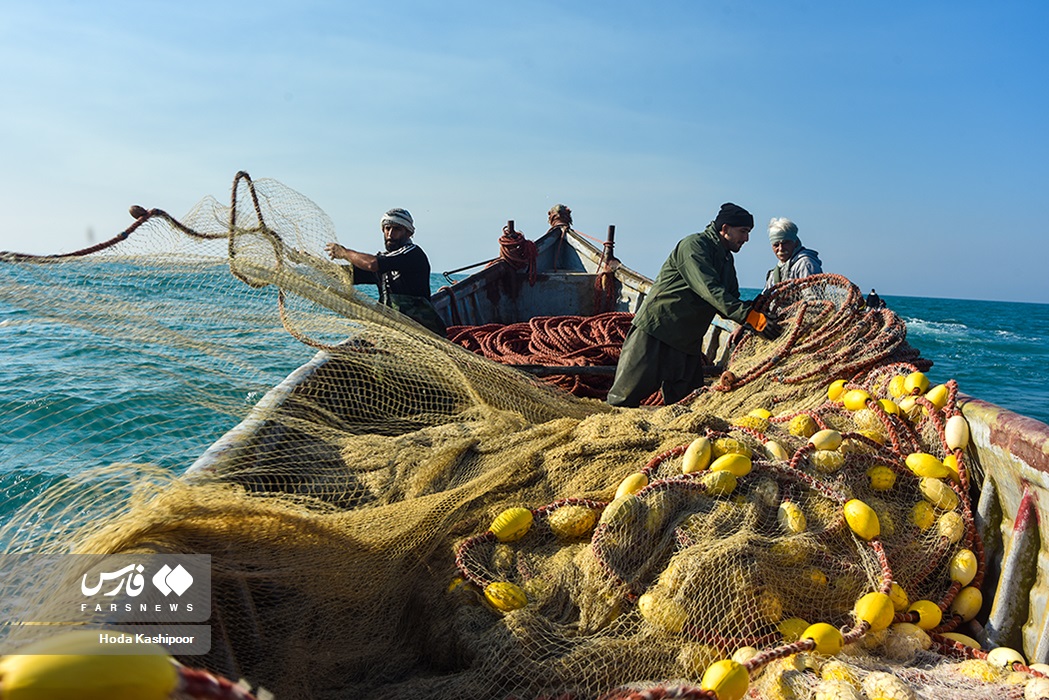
[
  {"x1": 904, "y1": 317, "x2": 1043, "y2": 345},
  {"x1": 902, "y1": 317, "x2": 969, "y2": 336}
]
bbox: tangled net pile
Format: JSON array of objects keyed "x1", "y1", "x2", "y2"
[{"x1": 1, "y1": 173, "x2": 1045, "y2": 700}]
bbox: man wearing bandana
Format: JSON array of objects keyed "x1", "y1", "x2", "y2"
[
  {"x1": 325, "y1": 208, "x2": 446, "y2": 336},
  {"x1": 607, "y1": 203, "x2": 781, "y2": 407}
]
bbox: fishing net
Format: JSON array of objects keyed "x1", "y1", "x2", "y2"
[{"x1": 0, "y1": 173, "x2": 1043, "y2": 700}]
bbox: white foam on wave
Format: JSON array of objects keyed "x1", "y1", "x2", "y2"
[
  {"x1": 902, "y1": 317, "x2": 969, "y2": 336},
  {"x1": 905, "y1": 316, "x2": 1043, "y2": 346}
]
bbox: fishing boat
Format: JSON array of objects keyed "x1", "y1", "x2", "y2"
[
  {"x1": 187, "y1": 215, "x2": 1049, "y2": 669},
  {"x1": 4, "y1": 174, "x2": 1049, "y2": 700}
]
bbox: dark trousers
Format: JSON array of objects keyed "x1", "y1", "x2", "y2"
[{"x1": 607, "y1": 326, "x2": 705, "y2": 407}]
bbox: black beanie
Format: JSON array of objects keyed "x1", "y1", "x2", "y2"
[{"x1": 714, "y1": 202, "x2": 754, "y2": 230}]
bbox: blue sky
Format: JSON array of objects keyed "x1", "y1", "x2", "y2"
[{"x1": 2, "y1": 1, "x2": 1047, "y2": 303}]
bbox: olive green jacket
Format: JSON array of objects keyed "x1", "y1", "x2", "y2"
[{"x1": 632, "y1": 222, "x2": 750, "y2": 355}]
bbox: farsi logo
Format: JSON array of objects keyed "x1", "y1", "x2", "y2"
[
  {"x1": 152, "y1": 564, "x2": 194, "y2": 596},
  {"x1": 81, "y1": 564, "x2": 146, "y2": 597}
]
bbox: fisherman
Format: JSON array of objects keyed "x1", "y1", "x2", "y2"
[
  {"x1": 866, "y1": 288, "x2": 885, "y2": 309},
  {"x1": 325, "y1": 208, "x2": 447, "y2": 336},
  {"x1": 607, "y1": 203, "x2": 782, "y2": 408},
  {"x1": 763, "y1": 217, "x2": 823, "y2": 291}
]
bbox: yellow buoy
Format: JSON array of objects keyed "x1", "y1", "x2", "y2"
[
  {"x1": 870, "y1": 501, "x2": 897, "y2": 537},
  {"x1": 843, "y1": 499, "x2": 880, "y2": 540},
  {"x1": 484, "y1": 581, "x2": 528, "y2": 612},
  {"x1": 1026, "y1": 677, "x2": 1049, "y2": 700},
  {"x1": 854, "y1": 591, "x2": 895, "y2": 631},
  {"x1": 700, "y1": 659, "x2": 750, "y2": 700},
  {"x1": 489, "y1": 507, "x2": 534, "y2": 542},
  {"x1": 819, "y1": 659, "x2": 858, "y2": 685},
  {"x1": 637, "y1": 591, "x2": 687, "y2": 633},
  {"x1": 937, "y1": 511, "x2": 965, "y2": 543},
  {"x1": 867, "y1": 465, "x2": 897, "y2": 491},
  {"x1": 0, "y1": 630, "x2": 178, "y2": 700},
  {"x1": 942, "y1": 453, "x2": 962, "y2": 484},
  {"x1": 949, "y1": 549, "x2": 978, "y2": 586},
  {"x1": 599, "y1": 493, "x2": 642, "y2": 526},
  {"x1": 904, "y1": 371, "x2": 930, "y2": 395},
  {"x1": 941, "y1": 632, "x2": 982, "y2": 649},
  {"x1": 858, "y1": 428, "x2": 888, "y2": 445},
  {"x1": 919, "y1": 477, "x2": 960, "y2": 511},
  {"x1": 809, "y1": 429, "x2": 843, "y2": 451},
  {"x1": 615, "y1": 472, "x2": 649, "y2": 499},
  {"x1": 925, "y1": 383, "x2": 949, "y2": 410},
  {"x1": 701, "y1": 470, "x2": 737, "y2": 496},
  {"x1": 888, "y1": 375, "x2": 908, "y2": 398},
  {"x1": 803, "y1": 622, "x2": 844, "y2": 655},
  {"x1": 789, "y1": 413, "x2": 819, "y2": 438},
  {"x1": 828, "y1": 379, "x2": 848, "y2": 401},
  {"x1": 910, "y1": 501, "x2": 936, "y2": 530},
  {"x1": 778, "y1": 617, "x2": 809, "y2": 642},
  {"x1": 950, "y1": 586, "x2": 983, "y2": 622},
  {"x1": 749, "y1": 408, "x2": 773, "y2": 420},
  {"x1": 945, "y1": 414, "x2": 970, "y2": 450},
  {"x1": 813, "y1": 679, "x2": 862, "y2": 700},
  {"x1": 547, "y1": 505, "x2": 598, "y2": 539},
  {"x1": 730, "y1": 646, "x2": 760, "y2": 665},
  {"x1": 905, "y1": 452, "x2": 949, "y2": 478},
  {"x1": 878, "y1": 398, "x2": 900, "y2": 415},
  {"x1": 682, "y1": 436, "x2": 712, "y2": 474},
  {"x1": 889, "y1": 582, "x2": 910, "y2": 611},
  {"x1": 812, "y1": 449, "x2": 845, "y2": 473},
  {"x1": 778, "y1": 501, "x2": 808, "y2": 533},
  {"x1": 842, "y1": 389, "x2": 872, "y2": 411},
  {"x1": 712, "y1": 437, "x2": 752, "y2": 459},
  {"x1": 862, "y1": 671, "x2": 916, "y2": 700},
  {"x1": 752, "y1": 477, "x2": 780, "y2": 507},
  {"x1": 898, "y1": 395, "x2": 922, "y2": 421},
  {"x1": 731, "y1": 414, "x2": 770, "y2": 431},
  {"x1": 890, "y1": 621, "x2": 932, "y2": 649},
  {"x1": 907, "y1": 600, "x2": 943, "y2": 630},
  {"x1": 952, "y1": 658, "x2": 1000, "y2": 682},
  {"x1": 987, "y1": 646, "x2": 1026, "y2": 669},
  {"x1": 709, "y1": 452, "x2": 753, "y2": 477},
  {"x1": 853, "y1": 408, "x2": 882, "y2": 432},
  {"x1": 765, "y1": 439, "x2": 790, "y2": 461},
  {"x1": 805, "y1": 567, "x2": 829, "y2": 587}
]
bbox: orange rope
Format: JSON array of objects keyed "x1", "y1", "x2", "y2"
[
  {"x1": 497, "y1": 226, "x2": 538, "y2": 285},
  {"x1": 447, "y1": 312, "x2": 631, "y2": 399}
]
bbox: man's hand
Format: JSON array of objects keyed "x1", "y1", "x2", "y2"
[
  {"x1": 325, "y1": 242, "x2": 346, "y2": 260},
  {"x1": 745, "y1": 308, "x2": 784, "y2": 341},
  {"x1": 760, "y1": 317, "x2": 783, "y2": 341}
]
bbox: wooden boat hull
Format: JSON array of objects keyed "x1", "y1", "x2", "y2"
[
  {"x1": 961, "y1": 395, "x2": 1049, "y2": 660},
  {"x1": 431, "y1": 225, "x2": 651, "y2": 325}
]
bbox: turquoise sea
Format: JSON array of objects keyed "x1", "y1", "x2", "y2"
[{"x1": 2, "y1": 269, "x2": 1048, "y2": 521}]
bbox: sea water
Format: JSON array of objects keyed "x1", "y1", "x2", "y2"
[{"x1": 2, "y1": 270, "x2": 1047, "y2": 521}]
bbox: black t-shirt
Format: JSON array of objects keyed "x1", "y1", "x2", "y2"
[{"x1": 353, "y1": 243, "x2": 432, "y2": 304}]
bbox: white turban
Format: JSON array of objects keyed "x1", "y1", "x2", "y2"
[
  {"x1": 768, "y1": 217, "x2": 799, "y2": 244},
  {"x1": 381, "y1": 208, "x2": 415, "y2": 234}
]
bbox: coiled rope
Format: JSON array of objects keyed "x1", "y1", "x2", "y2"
[{"x1": 447, "y1": 312, "x2": 632, "y2": 398}]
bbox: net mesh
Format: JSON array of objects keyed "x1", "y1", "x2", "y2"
[{"x1": 0, "y1": 173, "x2": 1040, "y2": 700}]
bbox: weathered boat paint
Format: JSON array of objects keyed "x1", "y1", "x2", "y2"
[{"x1": 961, "y1": 395, "x2": 1049, "y2": 662}]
